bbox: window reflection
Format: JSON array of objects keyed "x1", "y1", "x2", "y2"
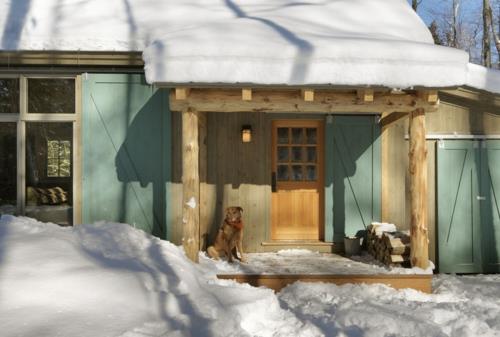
[
  {"x1": 28, "y1": 79, "x2": 75, "y2": 114},
  {"x1": 0, "y1": 79, "x2": 19, "y2": 114},
  {"x1": 0, "y1": 123, "x2": 17, "y2": 214}
]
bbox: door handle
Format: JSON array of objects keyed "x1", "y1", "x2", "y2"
[
  {"x1": 272, "y1": 172, "x2": 277, "y2": 192},
  {"x1": 477, "y1": 196, "x2": 486, "y2": 201}
]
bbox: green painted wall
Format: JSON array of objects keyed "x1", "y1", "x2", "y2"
[
  {"x1": 438, "y1": 140, "x2": 500, "y2": 273},
  {"x1": 82, "y1": 74, "x2": 171, "y2": 238},
  {"x1": 325, "y1": 116, "x2": 381, "y2": 243}
]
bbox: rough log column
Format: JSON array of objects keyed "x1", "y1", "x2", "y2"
[
  {"x1": 409, "y1": 108, "x2": 429, "y2": 269},
  {"x1": 182, "y1": 107, "x2": 200, "y2": 262}
]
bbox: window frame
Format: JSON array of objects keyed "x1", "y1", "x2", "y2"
[{"x1": 0, "y1": 74, "x2": 82, "y2": 224}]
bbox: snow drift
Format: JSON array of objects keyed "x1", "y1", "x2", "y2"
[{"x1": 1, "y1": 215, "x2": 500, "y2": 337}]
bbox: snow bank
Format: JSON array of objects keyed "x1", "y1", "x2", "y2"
[
  {"x1": 2, "y1": 0, "x2": 500, "y2": 93},
  {"x1": 1, "y1": 215, "x2": 500, "y2": 337},
  {"x1": 0, "y1": 215, "x2": 320, "y2": 337}
]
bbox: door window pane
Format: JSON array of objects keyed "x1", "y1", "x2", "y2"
[
  {"x1": 291, "y1": 146, "x2": 303, "y2": 162},
  {"x1": 28, "y1": 79, "x2": 75, "y2": 114},
  {"x1": 291, "y1": 165, "x2": 303, "y2": 181},
  {"x1": 0, "y1": 123, "x2": 17, "y2": 214},
  {"x1": 0, "y1": 79, "x2": 19, "y2": 114},
  {"x1": 277, "y1": 146, "x2": 289, "y2": 162},
  {"x1": 292, "y1": 128, "x2": 303, "y2": 144},
  {"x1": 277, "y1": 128, "x2": 289, "y2": 144},
  {"x1": 306, "y1": 165, "x2": 317, "y2": 181},
  {"x1": 306, "y1": 128, "x2": 317, "y2": 144},
  {"x1": 307, "y1": 147, "x2": 317, "y2": 163},
  {"x1": 277, "y1": 165, "x2": 289, "y2": 181},
  {"x1": 26, "y1": 122, "x2": 73, "y2": 225}
]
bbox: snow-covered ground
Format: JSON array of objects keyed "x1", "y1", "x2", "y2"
[{"x1": 1, "y1": 215, "x2": 500, "y2": 337}]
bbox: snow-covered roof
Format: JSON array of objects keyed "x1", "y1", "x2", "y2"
[{"x1": 0, "y1": 0, "x2": 499, "y2": 94}]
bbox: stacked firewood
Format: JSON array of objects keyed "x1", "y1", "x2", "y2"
[{"x1": 367, "y1": 222, "x2": 411, "y2": 267}]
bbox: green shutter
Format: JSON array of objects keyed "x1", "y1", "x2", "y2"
[
  {"x1": 325, "y1": 116, "x2": 381, "y2": 243},
  {"x1": 482, "y1": 140, "x2": 500, "y2": 273},
  {"x1": 82, "y1": 74, "x2": 171, "y2": 238},
  {"x1": 437, "y1": 140, "x2": 482, "y2": 273}
]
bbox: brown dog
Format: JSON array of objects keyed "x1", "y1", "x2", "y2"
[{"x1": 207, "y1": 206, "x2": 246, "y2": 263}]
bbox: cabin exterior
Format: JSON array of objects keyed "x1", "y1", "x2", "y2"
[{"x1": 1, "y1": 52, "x2": 499, "y2": 273}]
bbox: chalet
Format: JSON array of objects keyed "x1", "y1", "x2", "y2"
[{"x1": 0, "y1": 0, "x2": 499, "y2": 277}]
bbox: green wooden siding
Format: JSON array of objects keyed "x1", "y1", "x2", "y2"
[
  {"x1": 437, "y1": 140, "x2": 500, "y2": 273},
  {"x1": 82, "y1": 74, "x2": 171, "y2": 238},
  {"x1": 325, "y1": 116, "x2": 381, "y2": 243}
]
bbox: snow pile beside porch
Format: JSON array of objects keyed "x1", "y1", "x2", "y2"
[
  {"x1": 0, "y1": 215, "x2": 318, "y2": 337},
  {"x1": 1, "y1": 216, "x2": 500, "y2": 337}
]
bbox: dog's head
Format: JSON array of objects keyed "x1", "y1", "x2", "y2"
[{"x1": 225, "y1": 206, "x2": 243, "y2": 223}]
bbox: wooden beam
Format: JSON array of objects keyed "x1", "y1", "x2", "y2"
[
  {"x1": 379, "y1": 111, "x2": 408, "y2": 128},
  {"x1": 408, "y1": 108, "x2": 429, "y2": 269},
  {"x1": 175, "y1": 88, "x2": 191, "y2": 100},
  {"x1": 417, "y1": 90, "x2": 438, "y2": 105},
  {"x1": 170, "y1": 89, "x2": 438, "y2": 113},
  {"x1": 182, "y1": 107, "x2": 200, "y2": 262},
  {"x1": 357, "y1": 89, "x2": 374, "y2": 103},
  {"x1": 301, "y1": 89, "x2": 315, "y2": 102},
  {"x1": 242, "y1": 88, "x2": 252, "y2": 101}
]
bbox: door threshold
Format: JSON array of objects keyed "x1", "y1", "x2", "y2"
[{"x1": 261, "y1": 241, "x2": 333, "y2": 246}]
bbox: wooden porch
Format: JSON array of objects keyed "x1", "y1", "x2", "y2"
[{"x1": 169, "y1": 86, "x2": 438, "y2": 291}]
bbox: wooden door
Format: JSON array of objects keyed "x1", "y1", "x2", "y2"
[
  {"x1": 437, "y1": 140, "x2": 482, "y2": 273},
  {"x1": 271, "y1": 120, "x2": 324, "y2": 240}
]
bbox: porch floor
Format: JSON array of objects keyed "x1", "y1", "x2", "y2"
[{"x1": 200, "y1": 250, "x2": 433, "y2": 293}]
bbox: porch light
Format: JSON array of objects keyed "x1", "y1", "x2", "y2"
[{"x1": 241, "y1": 125, "x2": 252, "y2": 143}]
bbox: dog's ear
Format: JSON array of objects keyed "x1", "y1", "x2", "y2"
[{"x1": 237, "y1": 207, "x2": 243, "y2": 212}]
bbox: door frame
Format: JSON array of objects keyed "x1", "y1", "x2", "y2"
[{"x1": 270, "y1": 119, "x2": 325, "y2": 241}]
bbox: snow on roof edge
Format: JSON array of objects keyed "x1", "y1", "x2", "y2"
[{"x1": 466, "y1": 63, "x2": 500, "y2": 95}]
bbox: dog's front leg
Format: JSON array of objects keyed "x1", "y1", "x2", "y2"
[{"x1": 236, "y1": 240, "x2": 246, "y2": 263}]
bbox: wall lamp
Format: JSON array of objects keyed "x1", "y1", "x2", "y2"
[{"x1": 241, "y1": 125, "x2": 252, "y2": 143}]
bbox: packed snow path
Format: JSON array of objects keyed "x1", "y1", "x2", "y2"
[{"x1": 1, "y1": 216, "x2": 499, "y2": 337}]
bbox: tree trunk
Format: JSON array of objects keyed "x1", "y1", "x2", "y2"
[
  {"x1": 412, "y1": 0, "x2": 420, "y2": 12},
  {"x1": 483, "y1": 0, "x2": 493, "y2": 67},
  {"x1": 409, "y1": 109, "x2": 429, "y2": 270},
  {"x1": 487, "y1": 0, "x2": 500, "y2": 61},
  {"x1": 451, "y1": 0, "x2": 460, "y2": 48}
]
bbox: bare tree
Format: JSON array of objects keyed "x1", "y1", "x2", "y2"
[
  {"x1": 412, "y1": 0, "x2": 423, "y2": 12},
  {"x1": 483, "y1": 0, "x2": 493, "y2": 67},
  {"x1": 488, "y1": 0, "x2": 500, "y2": 61}
]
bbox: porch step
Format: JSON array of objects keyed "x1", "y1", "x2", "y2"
[
  {"x1": 260, "y1": 241, "x2": 341, "y2": 254},
  {"x1": 217, "y1": 274, "x2": 432, "y2": 293}
]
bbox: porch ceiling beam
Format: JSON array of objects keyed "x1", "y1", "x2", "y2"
[
  {"x1": 170, "y1": 89, "x2": 438, "y2": 113},
  {"x1": 175, "y1": 88, "x2": 191, "y2": 100},
  {"x1": 357, "y1": 89, "x2": 374, "y2": 103},
  {"x1": 301, "y1": 89, "x2": 315, "y2": 102},
  {"x1": 408, "y1": 108, "x2": 429, "y2": 270},
  {"x1": 242, "y1": 88, "x2": 252, "y2": 101},
  {"x1": 417, "y1": 90, "x2": 439, "y2": 105}
]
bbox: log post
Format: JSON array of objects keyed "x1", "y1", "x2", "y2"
[
  {"x1": 408, "y1": 108, "x2": 429, "y2": 269},
  {"x1": 182, "y1": 107, "x2": 200, "y2": 262}
]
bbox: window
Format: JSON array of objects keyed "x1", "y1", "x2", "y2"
[{"x1": 0, "y1": 76, "x2": 79, "y2": 225}]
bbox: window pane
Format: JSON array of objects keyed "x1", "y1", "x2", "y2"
[
  {"x1": 291, "y1": 128, "x2": 303, "y2": 144},
  {"x1": 277, "y1": 128, "x2": 289, "y2": 144},
  {"x1": 0, "y1": 78, "x2": 19, "y2": 114},
  {"x1": 277, "y1": 146, "x2": 289, "y2": 162},
  {"x1": 291, "y1": 146, "x2": 303, "y2": 162},
  {"x1": 307, "y1": 147, "x2": 317, "y2": 163},
  {"x1": 0, "y1": 123, "x2": 17, "y2": 214},
  {"x1": 306, "y1": 165, "x2": 317, "y2": 181},
  {"x1": 28, "y1": 79, "x2": 75, "y2": 114},
  {"x1": 26, "y1": 122, "x2": 73, "y2": 226},
  {"x1": 277, "y1": 165, "x2": 289, "y2": 181},
  {"x1": 291, "y1": 165, "x2": 303, "y2": 181},
  {"x1": 306, "y1": 128, "x2": 317, "y2": 144}
]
